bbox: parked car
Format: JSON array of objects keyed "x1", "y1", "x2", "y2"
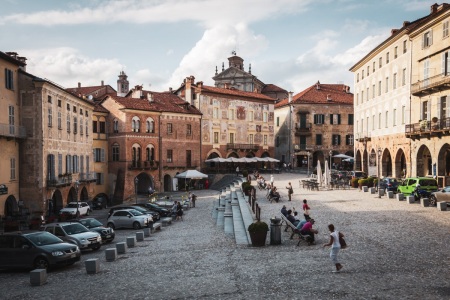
[
  {"x1": 349, "y1": 171, "x2": 367, "y2": 179},
  {"x1": 0, "y1": 231, "x2": 81, "y2": 270},
  {"x1": 378, "y1": 177, "x2": 400, "y2": 192},
  {"x1": 59, "y1": 202, "x2": 91, "y2": 218},
  {"x1": 430, "y1": 186, "x2": 450, "y2": 206},
  {"x1": 71, "y1": 218, "x2": 115, "y2": 243},
  {"x1": 134, "y1": 202, "x2": 171, "y2": 217},
  {"x1": 397, "y1": 177, "x2": 438, "y2": 195},
  {"x1": 42, "y1": 222, "x2": 102, "y2": 251},
  {"x1": 106, "y1": 209, "x2": 152, "y2": 230},
  {"x1": 91, "y1": 197, "x2": 107, "y2": 210},
  {"x1": 108, "y1": 205, "x2": 160, "y2": 221}
]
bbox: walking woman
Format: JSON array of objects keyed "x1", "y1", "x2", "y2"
[
  {"x1": 176, "y1": 202, "x2": 183, "y2": 221},
  {"x1": 323, "y1": 224, "x2": 343, "y2": 273}
]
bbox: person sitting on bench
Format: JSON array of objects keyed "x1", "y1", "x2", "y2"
[
  {"x1": 269, "y1": 186, "x2": 280, "y2": 202},
  {"x1": 281, "y1": 205, "x2": 288, "y2": 217},
  {"x1": 300, "y1": 219, "x2": 318, "y2": 245},
  {"x1": 286, "y1": 210, "x2": 299, "y2": 226}
]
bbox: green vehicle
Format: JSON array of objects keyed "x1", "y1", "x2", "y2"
[{"x1": 397, "y1": 177, "x2": 438, "y2": 195}]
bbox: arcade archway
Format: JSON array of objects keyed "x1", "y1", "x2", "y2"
[{"x1": 416, "y1": 145, "x2": 432, "y2": 176}]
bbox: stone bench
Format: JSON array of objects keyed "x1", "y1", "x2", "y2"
[
  {"x1": 30, "y1": 269, "x2": 47, "y2": 286},
  {"x1": 85, "y1": 258, "x2": 100, "y2": 274}
]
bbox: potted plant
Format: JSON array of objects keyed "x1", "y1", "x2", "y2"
[
  {"x1": 242, "y1": 182, "x2": 253, "y2": 196},
  {"x1": 351, "y1": 178, "x2": 359, "y2": 188},
  {"x1": 248, "y1": 221, "x2": 268, "y2": 247},
  {"x1": 432, "y1": 117, "x2": 438, "y2": 123}
]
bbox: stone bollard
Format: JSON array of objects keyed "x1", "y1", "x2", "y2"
[
  {"x1": 143, "y1": 228, "x2": 151, "y2": 237},
  {"x1": 370, "y1": 187, "x2": 376, "y2": 194},
  {"x1": 85, "y1": 258, "x2": 100, "y2": 274},
  {"x1": 406, "y1": 196, "x2": 415, "y2": 204},
  {"x1": 421, "y1": 198, "x2": 429, "y2": 207},
  {"x1": 387, "y1": 191, "x2": 394, "y2": 198},
  {"x1": 105, "y1": 248, "x2": 117, "y2": 262},
  {"x1": 437, "y1": 202, "x2": 447, "y2": 211},
  {"x1": 378, "y1": 189, "x2": 385, "y2": 197},
  {"x1": 363, "y1": 186, "x2": 368, "y2": 192},
  {"x1": 136, "y1": 231, "x2": 144, "y2": 242},
  {"x1": 162, "y1": 218, "x2": 172, "y2": 227},
  {"x1": 30, "y1": 269, "x2": 47, "y2": 286},
  {"x1": 126, "y1": 236, "x2": 136, "y2": 248},
  {"x1": 116, "y1": 242, "x2": 127, "y2": 254},
  {"x1": 396, "y1": 193, "x2": 405, "y2": 201}
]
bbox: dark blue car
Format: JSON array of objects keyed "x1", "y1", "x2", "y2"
[{"x1": 379, "y1": 177, "x2": 400, "y2": 192}]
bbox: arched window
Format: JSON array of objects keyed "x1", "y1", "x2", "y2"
[
  {"x1": 146, "y1": 118, "x2": 155, "y2": 133},
  {"x1": 146, "y1": 145, "x2": 155, "y2": 161},
  {"x1": 132, "y1": 143, "x2": 141, "y2": 168},
  {"x1": 112, "y1": 143, "x2": 120, "y2": 161},
  {"x1": 132, "y1": 116, "x2": 140, "y2": 132},
  {"x1": 113, "y1": 120, "x2": 119, "y2": 133}
]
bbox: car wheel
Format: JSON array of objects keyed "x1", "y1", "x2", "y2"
[
  {"x1": 430, "y1": 195, "x2": 437, "y2": 206},
  {"x1": 133, "y1": 221, "x2": 141, "y2": 229},
  {"x1": 34, "y1": 256, "x2": 49, "y2": 270},
  {"x1": 107, "y1": 222, "x2": 115, "y2": 230}
]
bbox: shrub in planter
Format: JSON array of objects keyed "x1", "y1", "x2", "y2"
[
  {"x1": 357, "y1": 178, "x2": 365, "y2": 189},
  {"x1": 367, "y1": 177, "x2": 375, "y2": 187},
  {"x1": 241, "y1": 182, "x2": 253, "y2": 195},
  {"x1": 351, "y1": 178, "x2": 359, "y2": 188},
  {"x1": 248, "y1": 221, "x2": 268, "y2": 247}
]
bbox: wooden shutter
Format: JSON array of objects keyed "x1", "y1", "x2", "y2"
[
  {"x1": 101, "y1": 149, "x2": 105, "y2": 162},
  {"x1": 330, "y1": 114, "x2": 334, "y2": 124}
]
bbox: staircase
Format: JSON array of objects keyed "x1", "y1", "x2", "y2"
[{"x1": 209, "y1": 174, "x2": 241, "y2": 191}]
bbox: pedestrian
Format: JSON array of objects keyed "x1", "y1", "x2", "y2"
[
  {"x1": 236, "y1": 166, "x2": 239, "y2": 177},
  {"x1": 191, "y1": 193, "x2": 196, "y2": 208},
  {"x1": 205, "y1": 179, "x2": 209, "y2": 189},
  {"x1": 176, "y1": 202, "x2": 183, "y2": 221},
  {"x1": 302, "y1": 199, "x2": 311, "y2": 220},
  {"x1": 148, "y1": 186, "x2": 154, "y2": 197},
  {"x1": 280, "y1": 205, "x2": 288, "y2": 217},
  {"x1": 270, "y1": 174, "x2": 274, "y2": 187},
  {"x1": 323, "y1": 224, "x2": 343, "y2": 273},
  {"x1": 286, "y1": 182, "x2": 293, "y2": 201},
  {"x1": 171, "y1": 201, "x2": 178, "y2": 219}
]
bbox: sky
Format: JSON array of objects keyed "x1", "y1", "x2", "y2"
[{"x1": 0, "y1": 0, "x2": 441, "y2": 94}]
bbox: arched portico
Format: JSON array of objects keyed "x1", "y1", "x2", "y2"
[
  {"x1": 394, "y1": 149, "x2": 407, "y2": 178},
  {"x1": 381, "y1": 149, "x2": 393, "y2": 177},
  {"x1": 416, "y1": 145, "x2": 432, "y2": 176}
]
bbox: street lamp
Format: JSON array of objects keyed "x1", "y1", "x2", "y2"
[
  {"x1": 135, "y1": 177, "x2": 139, "y2": 204},
  {"x1": 307, "y1": 151, "x2": 311, "y2": 176},
  {"x1": 329, "y1": 150, "x2": 333, "y2": 171},
  {"x1": 377, "y1": 148, "x2": 382, "y2": 197},
  {"x1": 74, "y1": 180, "x2": 80, "y2": 219}
]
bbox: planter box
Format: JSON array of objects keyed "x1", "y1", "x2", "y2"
[
  {"x1": 362, "y1": 186, "x2": 368, "y2": 192},
  {"x1": 249, "y1": 231, "x2": 267, "y2": 247}
]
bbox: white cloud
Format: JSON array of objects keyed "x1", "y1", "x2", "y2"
[
  {"x1": 133, "y1": 69, "x2": 168, "y2": 91},
  {"x1": 22, "y1": 47, "x2": 122, "y2": 88}
]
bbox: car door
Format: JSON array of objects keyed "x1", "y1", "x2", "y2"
[
  {"x1": 407, "y1": 179, "x2": 417, "y2": 194},
  {"x1": 113, "y1": 211, "x2": 127, "y2": 228},
  {"x1": 12, "y1": 236, "x2": 34, "y2": 268},
  {"x1": 0, "y1": 236, "x2": 14, "y2": 268},
  {"x1": 436, "y1": 187, "x2": 450, "y2": 202},
  {"x1": 53, "y1": 226, "x2": 68, "y2": 243}
]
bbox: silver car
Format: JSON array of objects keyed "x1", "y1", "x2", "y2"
[
  {"x1": 430, "y1": 186, "x2": 450, "y2": 206},
  {"x1": 42, "y1": 222, "x2": 102, "y2": 251},
  {"x1": 106, "y1": 209, "x2": 151, "y2": 230}
]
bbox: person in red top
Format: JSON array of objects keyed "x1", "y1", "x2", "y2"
[
  {"x1": 300, "y1": 219, "x2": 318, "y2": 245},
  {"x1": 302, "y1": 199, "x2": 311, "y2": 220}
]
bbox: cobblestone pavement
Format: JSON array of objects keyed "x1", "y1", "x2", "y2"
[{"x1": 1, "y1": 173, "x2": 449, "y2": 299}]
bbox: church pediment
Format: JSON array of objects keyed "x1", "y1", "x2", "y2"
[{"x1": 213, "y1": 67, "x2": 253, "y2": 81}]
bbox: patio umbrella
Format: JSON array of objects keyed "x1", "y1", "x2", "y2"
[
  {"x1": 175, "y1": 170, "x2": 208, "y2": 179},
  {"x1": 324, "y1": 160, "x2": 331, "y2": 188},
  {"x1": 316, "y1": 160, "x2": 323, "y2": 186},
  {"x1": 343, "y1": 158, "x2": 354, "y2": 162},
  {"x1": 333, "y1": 154, "x2": 352, "y2": 159}
]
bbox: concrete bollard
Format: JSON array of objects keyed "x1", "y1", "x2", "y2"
[
  {"x1": 136, "y1": 231, "x2": 144, "y2": 242},
  {"x1": 421, "y1": 198, "x2": 430, "y2": 207},
  {"x1": 437, "y1": 202, "x2": 447, "y2": 211},
  {"x1": 105, "y1": 248, "x2": 117, "y2": 262},
  {"x1": 30, "y1": 269, "x2": 47, "y2": 286},
  {"x1": 363, "y1": 186, "x2": 368, "y2": 192},
  {"x1": 162, "y1": 218, "x2": 172, "y2": 227},
  {"x1": 143, "y1": 228, "x2": 151, "y2": 237},
  {"x1": 406, "y1": 196, "x2": 415, "y2": 204},
  {"x1": 116, "y1": 242, "x2": 127, "y2": 254},
  {"x1": 378, "y1": 189, "x2": 385, "y2": 197},
  {"x1": 370, "y1": 187, "x2": 376, "y2": 194},
  {"x1": 126, "y1": 236, "x2": 136, "y2": 248},
  {"x1": 396, "y1": 193, "x2": 405, "y2": 201},
  {"x1": 85, "y1": 258, "x2": 100, "y2": 274},
  {"x1": 387, "y1": 191, "x2": 394, "y2": 198}
]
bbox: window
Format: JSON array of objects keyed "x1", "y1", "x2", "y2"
[
  {"x1": 248, "y1": 134, "x2": 254, "y2": 144},
  {"x1": 48, "y1": 106, "x2": 53, "y2": 127},
  {"x1": 249, "y1": 111, "x2": 254, "y2": 122},
  {"x1": 167, "y1": 150, "x2": 173, "y2": 163},
  {"x1": 367, "y1": 66, "x2": 370, "y2": 76},
  {"x1": 444, "y1": 20, "x2": 449, "y2": 38},
  {"x1": 66, "y1": 155, "x2": 72, "y2": 173},
  {"x1": 442, "y1": 51, "x2": 450, "y2": 76},
  {"x1": 73, "y1": 117, "x2": 77, "y2": 134},
  {"x1": 79, "y1": 108, "x2": 83, "y2": 115},
  {"x1": 112, "y1": 144, "x2": 119, "y2": 161},
  {"x1": 316, "y1": 134, "x2": 322, "y2": 145},
  {"x1": 356, "y1": 93, "x2": 359, "y2": 105},
  {"x1": 345, "y1": 135, "x2": 354, "y2": 146},
  {"x1": 264, "y1": 135, "x2": 267, "y2": 145},
  {"x1": 5, "y1": 68, "x2": 14, "y2": 90},
  {"x1": 113, "y1": 120, "x2": 119, "y2": 133},
  {"x1": 80, "y1": 118, "x2": 83, "y2": 135},
  {"x1": 48, "y1": 96, "x2": 52, "y2": 103},
  {"x1": 93, "y1": 121, "x2": 98, "y2": 133},
  {"x1": 73, "y1": 155, "x2": 79, "y2": 173},
  {"x1": 276, "y1": 117, "x2": 279, "y2": 127},
  {"x1": 357, "y1": 73, "x2": 359, "y2": 82},
  {"x1": 440, "y1": 96, "x2": 447, "y2": 119},
  {"x1": 402, "y1": 68, "x2": 407, "y2": 86},
  {"x1": 167, "y1": 123, "x2": 173, "y2": 134},
  {"x1": 361, "y1": 91, "x2": 364, "y2": 103},
  {"x1": 403, "y1": 40, "x2": 407, "y2": 53},
  {"x1": 80, "y1": 156, "x2": 84, "y2": 173},
  {"x1": 394, "y1": 46, "x2": 398, "y2": 59},
  {"x1": 379, "y1": 57, "x2": 382, "y2": 68},
  {"x1": 422, "y1": 29, "x2": 433, "y2": 48},
  {"x1": 229, "y1": 132, "x2": 234, "y2": 144},
  {"x1": 214, "y1": 132, "x2": 219, "y2": 144},
  {"x1": 186, "y1": 124, "x2": 192, "y2": 136},
  {"x1": 372, "y1": 84, "x2": 375, "y2": 98},
  {"x1": 67, "y1": 104, "x2": 70, "y2": 111},
  {"x1": 67, "y1": 114, "x2": 70, "y2": 133},
  {"x1": 422, "y1": 101, "x2": 429, "y2": 120},
  {"x1": 330, "y1": 114, "x2": 341, "y2": 125},
  {"x1": 145, "y1": 146, "x2": 155, "y2": 161},
  {"x1": 378, "y1": 113, "x2": 381, "y2": 129},
  {"x1": 96, "y1": 173, "x2": 104, "y2": 185},
  {"x1": 58, "y1": 154, "x2": 62, "y2": 176},
  {"x1": 263, "y1": 112, "x2": 268, "y2": 122},
  {"x1": 386, "y1": 52, "x2": 390, "y2": 64},
  {"x1": 393, "y1": 73, "x2": 397, "y2": 89},
  {"x1": 99, "y1": 121, "x2": 105, "y2": 133},
  {"x1": 348, "y1": 114, "x2": 354, "y2": 125},
  {"x1": 366, "y1": 87, "x2": 369, "y2": 101},
  {"x1": 362, "y1": 70, "x2": 364, "y2": 79},
  {"x1": 373, "y1": 61, "x2": 376, "y2": 72},
  {"x1": 402, "y1": 106, "x2": 406, "y2": 124},
  {"x1": 85, "y1": 120, "x2": 89, "y2": 137},
  {"x1": 8, "y1": 106, "x2": 14, "y2": 135},
  {"x1": 132, "y1": 117, "x2": 140, "y2": 132},
  {"x1": 94, "y1": 148, "x2": 105, "y2": 162},
  {"x1": 229, "y1": 109, "x2": 235, "y2": 120},
  {"x1": 385, "y1": 111, "x2": 389, "y2": 128},
  {"x1": 314, "y1": 114, "x2": 325, "y2": 124},
  {"x1": 378, "y1": 81, "x2": 382, "y2": 96},
  {"x1": 393, "y1": 109, "x2": 397, "y2": 126},
  {"x1": 146, "y1": 119, "x2": 154, "y2": 133},
  {"x1": 372, "y1": 115, "x2": 375, "y2": 130},
  {"x1": 72, "y1": 106, "x2": 76, "y2": 113},
  {"x1": 385, "y1": 77, "x2": 389, "y2": 93},
  {"x1": 10, "y1": 158, "x2": 16, "y2": 180},
  {"x1": 213, "y1": 107, "x2": 219, "y2": 119},
  {"x1": 186, "y1": 150, "x2": 191, "y2": 167},
  {"x1": 58, "y1": 99, "x2": 61, "y2": 107},
  {"x1": 58, "y1": 112, "x2": 62, "y2": 129},
  {"x1": 332, "y1": 134, "x2": 341, "y2": 145}
]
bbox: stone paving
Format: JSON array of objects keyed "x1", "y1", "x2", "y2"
[{"x1": 1, "y1": 173, "x2": 449, "y2": 299}]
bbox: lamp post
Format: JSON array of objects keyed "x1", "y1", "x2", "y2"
[
  {"x1": 329, "y1": 150, "x2": 333, "y2": 171},
  {"x1": 74, "y1": 180, "x2": 80, "y2": 219},
  {"x1": 134, "y1": 177, "x2": 139, "y2": 204},
  {"x1": 307, "y1": 151, "x2": 311, "y2": 176},
  {"x1": 377, "y1": 148, "x2": 382, "y2": 197}
]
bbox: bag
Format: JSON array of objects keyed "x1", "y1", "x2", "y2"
[{"x1": 339, "y1": 232, "x2": 347, "y2": 249}]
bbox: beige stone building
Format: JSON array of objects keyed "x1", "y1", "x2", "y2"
[
  {"x1": 18, "y1": 70, "x2": 95, "y2": 217},
  {"x1": 0, "y1": 52, "x2": 26, "y2": 217},
  {"x1": 274, "y1": 82, "x2": 354, "y2": 171},
  {"x1": 408, "y1": 3, "x2": 450, "y2": 186}
]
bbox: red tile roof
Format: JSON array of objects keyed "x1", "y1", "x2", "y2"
[
  {"x1": 275, "y1": 82, "x2": 353, "y2": 108},
  {"x1": 262, "y1": 84, "x2": 287, "y2": 93},
  {"x1": 107, "y1": 91, "x2": 202, "y2": 115},
  {"x1": 200, "y1": 85, "x2": 275, "y2": 102},
  {"x1": 93, "y1": 102, "x2": 109, "y2": 113}
]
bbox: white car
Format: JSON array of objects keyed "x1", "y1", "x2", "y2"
[
  {"x1": 106, "y1": 209, "x2": 151, "y2": 230},
  {"x1": 60, "y1": 202, "x2": 91, "y2": 217}
]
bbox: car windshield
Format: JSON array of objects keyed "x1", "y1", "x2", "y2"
[
  {"x1": 132, "y1": 206, "x2": 149, "y2": 213},
  {"x1": 129, "y1": 209, "x2": 144, "y2": 216},
  {"x1": 26, "y1": 231, "x2": 63, "y2": 245},
  {"x1": 80, "y1": 219, "x2": 102, "y2": 228},
  {"x1": 62, "y1": 223, "x2": 89, "y2": 235},
  {"x1": 66, "y1": 203, "x2": 79, "y2": 208}
]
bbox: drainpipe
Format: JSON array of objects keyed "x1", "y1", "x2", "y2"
[{"x1": 158, "y1": 114, "x2": 162, "y2": 191}]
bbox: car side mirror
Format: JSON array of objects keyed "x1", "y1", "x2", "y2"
[
  {"x1": 128, "y1": 215, "x2": 132, "y2": 218},
  {"x1": 22, "y1": 244, "x2": 31, "y2": 250}
]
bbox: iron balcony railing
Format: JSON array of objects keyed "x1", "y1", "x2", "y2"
[
  {"x1": 79, "y1": 172, "x2": 97, "y2": 182},
  {"x1": 47, "y1": 174, "x2": 73, "y2": 188},
  {"x1": 0, "y1": 123, "x2": 26, "y2": 139},
  {"x1": 411, "y1": 73, "x2": 450, "y2": 96},
  {"x1": 405, "y1": 117, "x2": 450, "y2": 135}
]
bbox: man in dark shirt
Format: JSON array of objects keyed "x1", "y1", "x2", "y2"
[
  {"x1": 281, "y1": 205, "x2": 288, "y2": 217},
  {"x1": 286, "y1": 210, "x2": 299, "y2": 226}
]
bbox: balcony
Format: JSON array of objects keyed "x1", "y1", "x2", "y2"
[
  {"x1": 79, "y1": 172, "x2": 97, "y2": 182},
  {"x1": 226, "y1": 143, "x2": 259, "y2": 151},
  {"x1": 411, "y1": 74, "x2": 450, "y2": 96},
  {"x1": 0, "y1": 123, "x2": 26, "y2": 139},
  {"x1": 294, "y1": 123, "x2": 312, "y2": 136},
  {"x1": 355, "y1": 132, "x2": 371, "y2": 142},
  {"x1": 128, "y1": 160, "x2": 159, "y2": 170},
  {"x1": 47, "y1": 174, "x2": 72, "y2": 188},
  {"x1": 405, "y1": 117, "x2": 450, "y2": 139}
]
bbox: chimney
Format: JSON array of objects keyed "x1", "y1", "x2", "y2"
[
  {"x1": 197, "y1": 81, "x2": 203, "y2": 89},
  {"x1": 346, "y1": 86, "x2": 350, "y2": 93},
  {"x1": 17, "y1": 56, "x2": 27, "y2": 71},
  {"x1": 147, "y1": 92, "x2": 154, "y2": 102},
  {"x1": 169, "y1": 87, "x2": 173, "y2": 93},
  {"x1": 224, "y1": 83, "x2": 230, "y2": 89},
  {"x1": 288, "y1": 91, "x2": 293, "y2": 103},
  {"x1": 315, "y1": 81, "x2": 320, "y2": 90},
  {"x1": 391, "y1": 29, "x2": 399, "y2": 35},
  {"x1": 327, "y1": 94, "x2": 332, "y2": 101},
  {"x1": 101, "y1": 80, "x2": 104, "y2": 86},
  {"x1": 403, "y1": 21, "x2": 410, "y2": 27},
  {"x1": 185, "y1": 76, "x2": 192, "y2": 103},
  {"x1": 78, "y1": 82, "x2": 81, "y2": 88},
  {"x1": 431, "y1": 3, "x2": 438, "y2": 13}
]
